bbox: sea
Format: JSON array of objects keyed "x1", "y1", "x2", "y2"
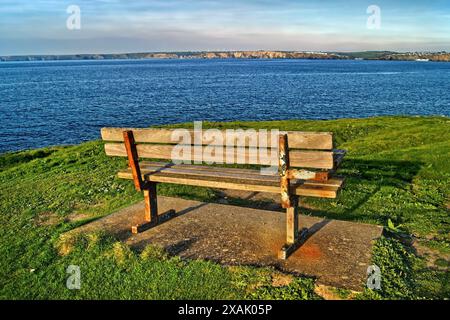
[{"x1": 0, "y1": 58, "x2": 449, "y2": 153}]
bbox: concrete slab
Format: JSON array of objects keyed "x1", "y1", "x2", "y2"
[{"x1": 72, "y1": 196, "x2": 383, "y2": 291}]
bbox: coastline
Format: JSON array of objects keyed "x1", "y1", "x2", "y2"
[{"x1": 2, "y1": 50, "x2": 450, "y2": 63}]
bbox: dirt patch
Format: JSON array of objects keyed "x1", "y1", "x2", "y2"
[
  {"x1": 413, "y1": 239, "x2": 450, "y2": 271},
  {"x1": 55, "y1": 233, "x2": 78, "y2": 256},
  {"x1": 65, "y1": 212, "x2": 92, "y2": 223},
  {"x1": 271, "y1": 273, "x2": 294, "y2": 287},
  {"x1": 34, "y1": 211, "x2": 61, "y2": 226},
  {"x1": 314, "y1": 285, "x2": 343, "y2": 300},
  {"x1": 314, "y1": 284, "x2": 358, "y2": 300}
]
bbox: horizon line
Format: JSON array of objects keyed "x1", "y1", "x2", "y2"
[{"x1": 2, "y1": 49, "x2": 449, "y2": 58}]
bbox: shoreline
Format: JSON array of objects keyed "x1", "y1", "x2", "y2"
[{"x1": 2, "y1": 50, "x2": 450, "y2": 63}]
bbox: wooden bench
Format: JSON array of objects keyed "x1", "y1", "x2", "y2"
[{"x1": 101, "y1": 127, "x2": 346, "y2": 259}]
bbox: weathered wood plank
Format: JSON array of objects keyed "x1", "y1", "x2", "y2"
[
  {"x1": 140, "y1": 161, "x2": 274, "y2": 175},
  {"x1": 102, "y1": 128, "x2": 176, "y2": 144},
  {"x1": 142, "y1": 174, "x2": 281, "y2": 193},
  {"x1": 143, "y1": 171, "x2": 278, "y2": 188},
  {"x1": 144, "y1": 183, "x2": 158, "y2": 223},
  {"x1": 301, "y1": 177, "x2": 344, "y2": 188},
  {"x1": 139, "y1": 166, "x2": 278, "y2": 182},
  {"x1": 139, "y1": 163, "x2": 325, "y2": 182},
  {"x1": 123, "y1": 131, "x2": 144, "y2": 191},
  {"x1": 287, "y1": 169, "x2": 319, "y2": 180},
  {"x1": 289, "y1": 131, "x2": 333, "y2": 150},
  {"x1": 286, "y1": 196, "x2": 299, "y2": 244},
  {"x1": 117, "y1": 168, "x2": 343, "y2": 198},
  {"x1": 118, "y1": 164, "x2": 271, "y2": 181},
  {"x1": 294, "y1": 184, "x2": 340, "y2": 198},
  {"x1": 104, "y1": 143, "x2": 334, "y2": 169},
  {"x1": 137, "y1": 162, "x2": 345, "y2": 184},
  {"x1": 117, "y1": 164, "x2": 344, "y2": 187},
  {"x1": 101, "y1": 127, "x2": 333, "y2": 150},
  {"x1": 279, "y1": 134, "x2": 291, "y2": 208},
  {"x1": 289, "y1": 150, "x2": 333, "y2": 169}
]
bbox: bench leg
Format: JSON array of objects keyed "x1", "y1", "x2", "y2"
[
  {"x1": 278, "y1": 196, "x2": 308, "y2": 259},
  {"x1": 144, "y1": 182, "x2": 158, "y2": 224},
  {"x1": 131, "y1": 182, "x2": 176, "y2": 234},
  {"x1": 286, "y1": 197, "x2": 299, "y2": 244},
  {"x1": 131, "y1": 183, "x2": 158, "y2": 234}
]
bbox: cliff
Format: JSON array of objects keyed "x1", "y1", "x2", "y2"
[{"x1": 1, "y1": 50, "x2": 449, "y2": 62}]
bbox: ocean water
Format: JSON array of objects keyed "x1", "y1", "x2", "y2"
[{"x1": 0, "y1": 58, "x2": 449, "y2": 153}]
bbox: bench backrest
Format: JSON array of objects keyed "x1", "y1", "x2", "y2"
[{"x1": 101, "y1": 127, "x2": 335, "y2": 170}]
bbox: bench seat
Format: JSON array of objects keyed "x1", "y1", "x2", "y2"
[{"x1": 117, "y1": 161, "x2": 344, "y2": 199}]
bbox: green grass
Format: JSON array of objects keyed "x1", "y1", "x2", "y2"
[{"x1": 0, "y1": 116, "x2": 449, "y2": 299}]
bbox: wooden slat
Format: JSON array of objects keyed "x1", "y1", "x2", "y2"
[
  {"x1": 102, "y1": 128, "x2": 182, "y2": 144},
  {"x1": 147, "y1": 174, "x2": 341, "y2": 198},
  {"x1": 104, "y1": 143, "x2": 334, "y2": 169},
  {"x1": 143, "y1": 173, "x2": 279, "y2": 192},
  {"x1": 295, "y1": 184, "x2": 339, "y2": 198},
  {"x1": 118, "y1": 163, "x2": 344, "y2": 187},
  {"x1": 101, "y1": 127, "x2": 333, "y2": 150},
  {"x1": 287, "y1": 169, "x2": 319, "y2": 180},
  {"x1": 137, "y1": 162, "x2": 344, "y2": 187},
  {"x1": 140, "y1": 161, "x2": 271, "y2": 175},
  {"x1": 134, "y1": 163, "x2": 318, "y2": 181},
  {"x1": 301, "y1": 177, "x2": 344, "y2": 188},
  {"x1": 118, "y1": 166, "x2": 278, "y2": 183},
  {"x1": 289, "y1": 150, "x2": 333, "y2": 169},
  {"x1": 287, "y1": 131, "x2": 332, "y2": 150},
  {"x1": 139, "y1": 165, "x2": 278, "y2": 182},
  {"x1": 116, "y1": 164, "x2": 344, "y2": 199}
]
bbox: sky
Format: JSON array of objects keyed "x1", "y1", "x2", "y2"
[{"x1": 0, "y1": 0, "x2": 449, "y2": 55}]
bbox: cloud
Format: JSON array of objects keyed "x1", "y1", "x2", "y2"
[{"x1": 0, "y1": 0, "x2": 449, "y2": 55}]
